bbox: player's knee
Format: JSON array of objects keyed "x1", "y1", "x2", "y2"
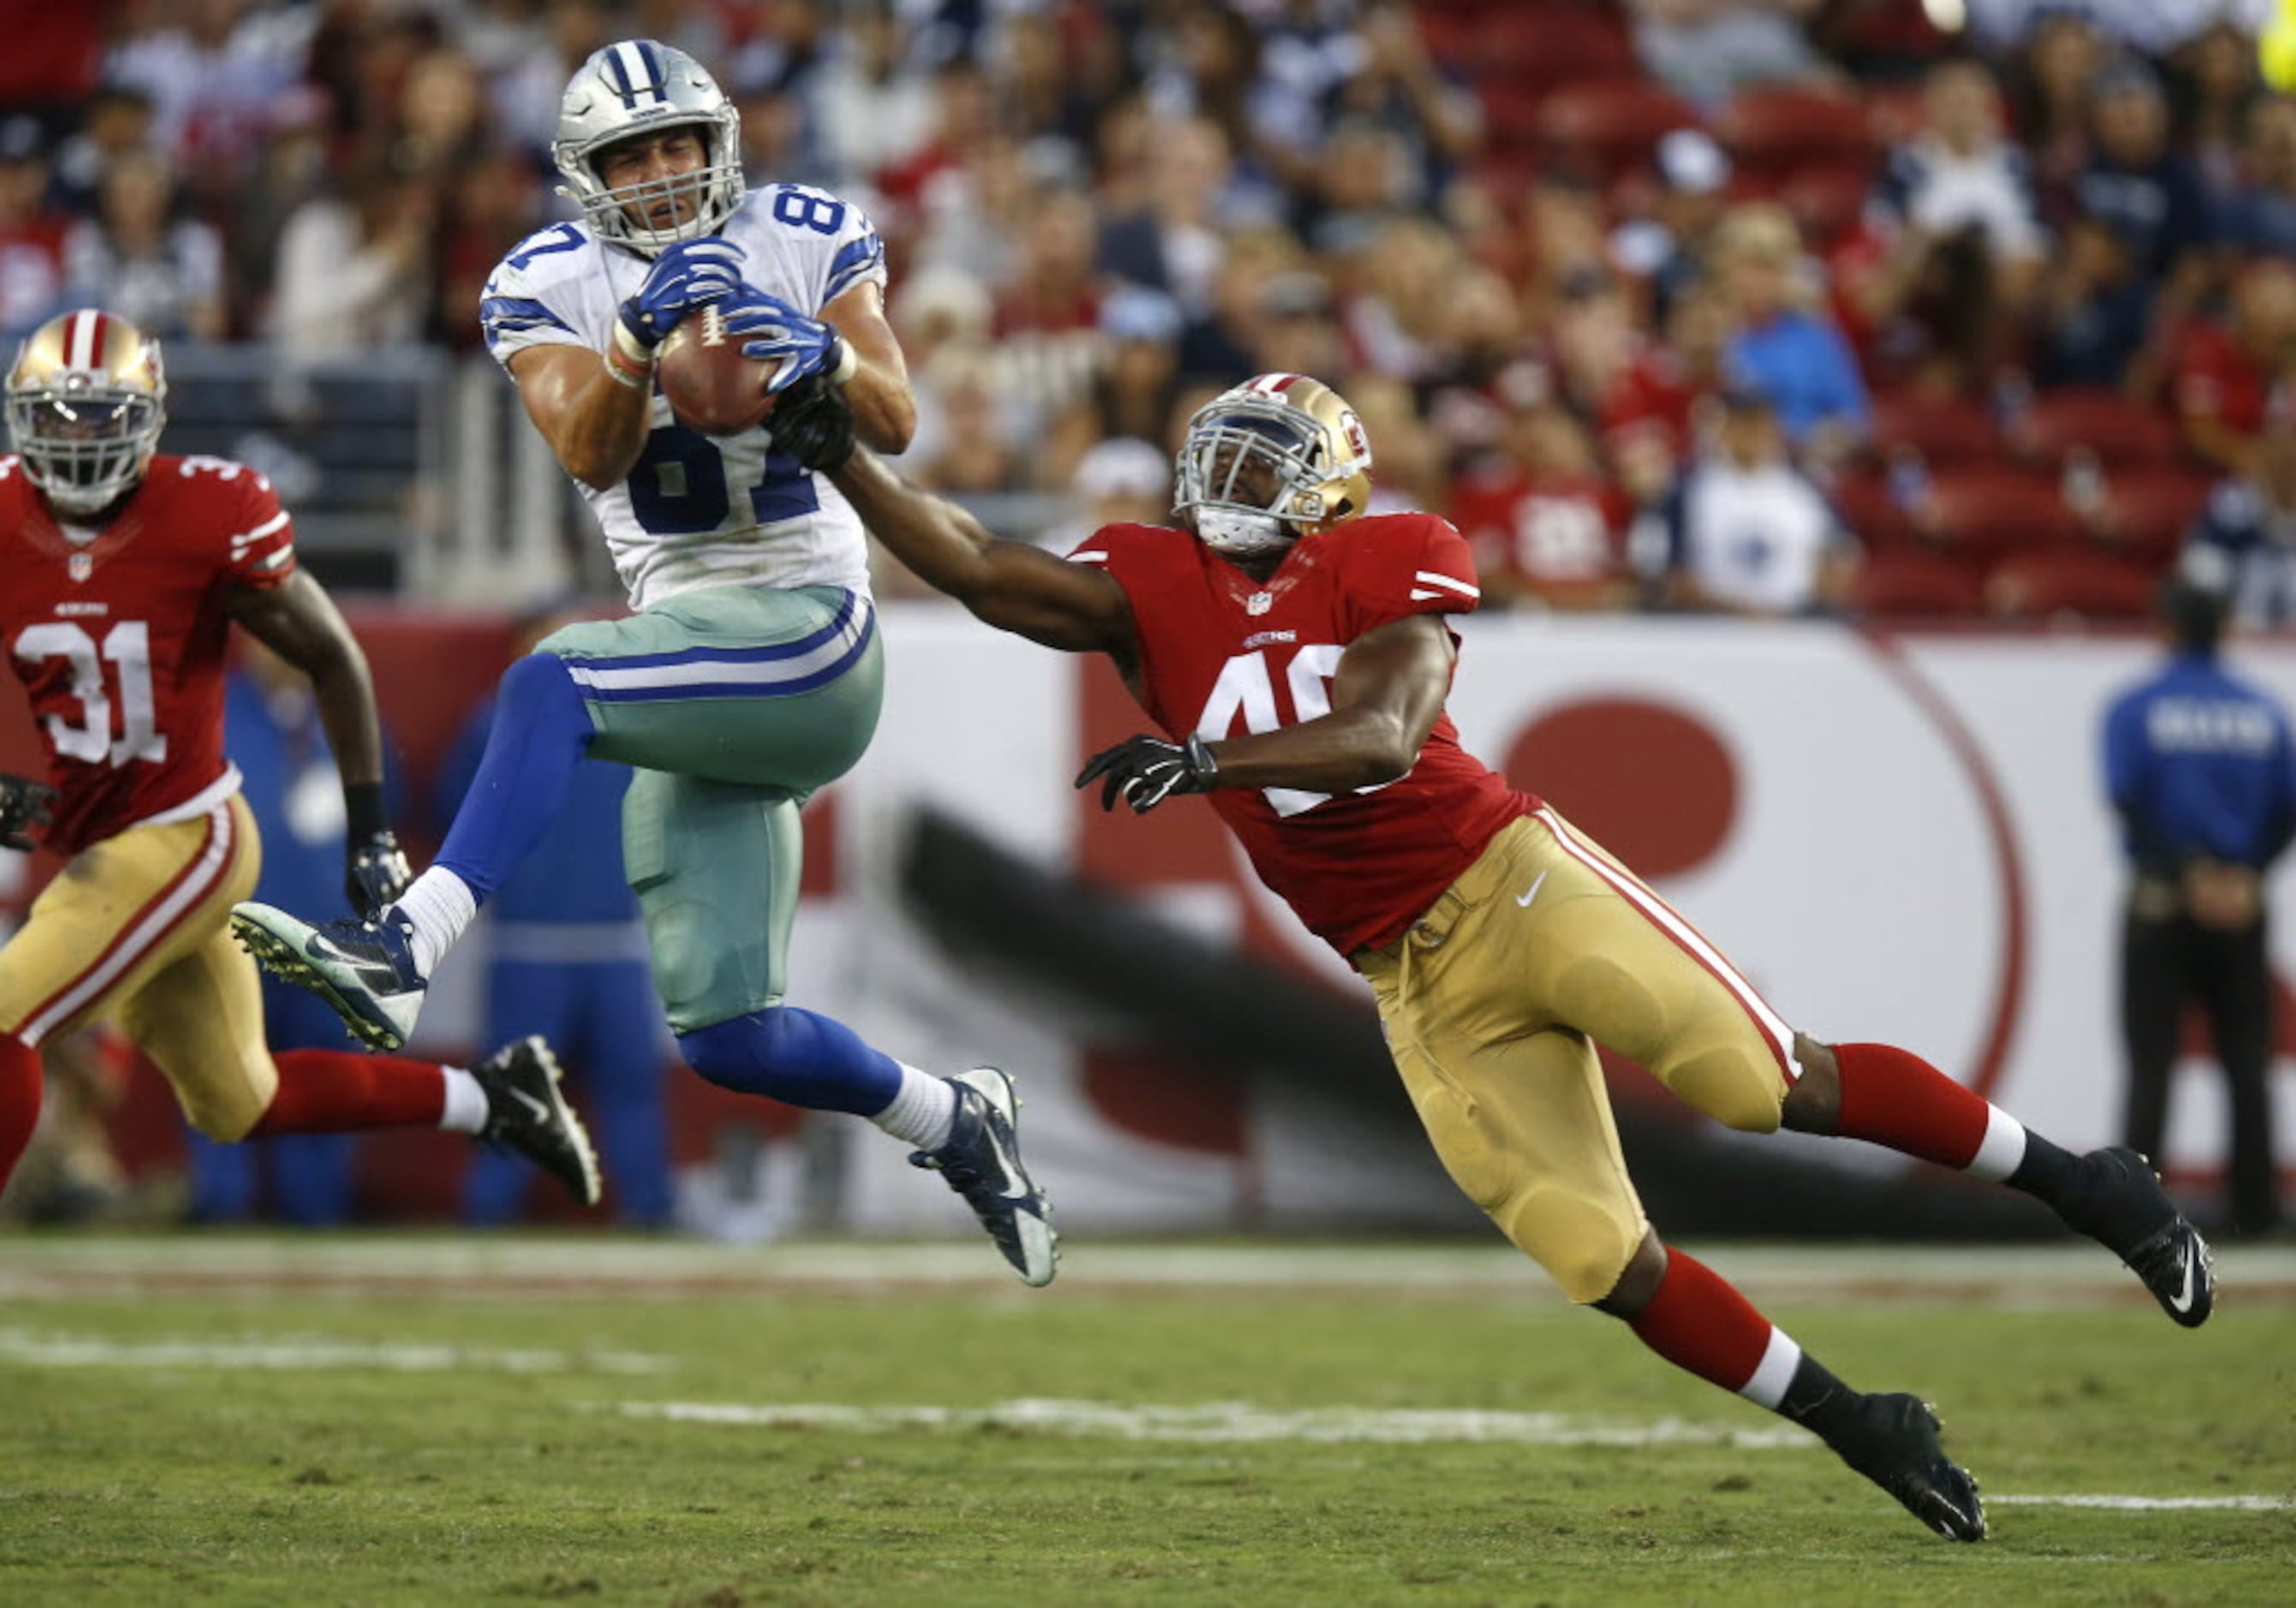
[
  {"x1": 1407, "y1": 1078, "x2": 1514, "y2": 1211},
  {"x1": 1494, "y1": 1190, "x2": 1643, "y2": 1305},
  {"x1": 678, "y1": 1009, "x2": 777, "y2": 1090},
  {"x1": 1668, "y1": 1045, "x2": 1785, "y2": 1135},
  {"x1": 177, "y1": 1081, "x2": 265, "y2": 1143}
]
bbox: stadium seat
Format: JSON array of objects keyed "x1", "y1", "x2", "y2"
[
  {"x1": 1848, "y1": 549, "x2": 1986, "y2": 618},
  {"x1": 1987, "y1": 548, "x2": 2162, "y2": 620},
  {"x1": 2017, "y1": 389, "x2": 2182, "y2": 468},
  {"x1": 1715, "y1": 87, "x2": 1877, "y2": 181},
  {"x1": 1474, "y1": 6, "x2": 1635, "y2": 83},
  {"x1": 1869, "y1": 391, "x2": 1999, "y2": 467},
  {"x1": 1828, "y1": 466, "x2": 1916, "y2": 550},
  {"x1": 1924, "y1": 465, "x2": 2079, "y2": 561},
  {"x1": 1535, "y1": 80, "x2": 1704, "y2": 182},
  {"x1": 2090, "y1": 467, "x2": 2215, "y2": 561}
]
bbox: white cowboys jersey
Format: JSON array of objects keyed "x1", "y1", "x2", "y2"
[{"x1": 480, "y1": 184, "x2": 889, "y2": 610}]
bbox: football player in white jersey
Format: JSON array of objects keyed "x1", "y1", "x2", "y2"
[{"x1": 235, "y1": 39, "x2": 1059, "y2": 1286}]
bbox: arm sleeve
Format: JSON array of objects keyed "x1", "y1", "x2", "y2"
[
  {"x1": 1338, "y1": 515, "x2": 1482, "y2": 639},
  {"x1": 480, "y1": 227, "x2": 588, "y2": 366},
  {"x1": 223, "y1": 469, "x2": 296, "y2": 589}
]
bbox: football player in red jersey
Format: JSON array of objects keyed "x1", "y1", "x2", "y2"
[
  {"x1": 767, "y1": 369, "x2": 2223, "y2": 1542},
  {"x1": 0, "y1": 308, "x2": 600, "y2": 1207}
]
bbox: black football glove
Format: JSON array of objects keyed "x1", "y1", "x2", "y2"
[
  {"x1": 0, "y1": 772, "x2": 57, "y2": 851},
  {"x1": 1075, "y1": 734, "x2": 1220, "y2": 814},
  {"x1": 770, "y1": 372, "x2": 857, "y2": 474},
  {"x1": 346, "y1": 831, "x2": 412, "y2": 919}
]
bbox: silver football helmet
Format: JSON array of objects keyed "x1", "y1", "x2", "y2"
[
  {"x1": 1175, "y1": 373, "x2": 1373, "y2": 558},
  {"x1": 7, "y1": 307, "x2": 167, "y2": 515},
  {"x1": 553, "y1": 39, "x2": 745, "y2": 256}
]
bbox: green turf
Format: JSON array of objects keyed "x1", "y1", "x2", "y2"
[{"x1": 0, "y1": 1237, "x2": 2289, "y2": 1606}]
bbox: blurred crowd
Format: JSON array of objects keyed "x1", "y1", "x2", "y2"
[{"x1": 0, "y1": 0, "x2": 2293, "y2": 619}]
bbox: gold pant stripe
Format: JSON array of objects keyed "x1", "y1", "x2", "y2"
[{"x1": 1533, "y1": 807, "x2": 1801, "y2": 1082}]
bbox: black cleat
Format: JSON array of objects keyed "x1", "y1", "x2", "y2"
[
  {"x1": 471, "y1": 1036, "x2": 602, "y2": 1206},
  {"x1": 909, "y1": 1068, "x2": 1058, "y2": 1287},
  {"x1": 2057, "y1": 1146, "x2": 2215, "y2": 1327},
  {"x1": 1824, "y1": 1393, "x2": 1987, "y2": 1542}
]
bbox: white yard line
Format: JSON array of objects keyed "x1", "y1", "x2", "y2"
[
  {"x1": 0, "y1": 1326, "x2": 669, "y2": 1373},
  {"x1": 1988, "y1": 1494, "x2": 2296, "y2": 1512},
  {"x1": 618, "y1": 1397, "x2": 1815, "y2": 1448}
]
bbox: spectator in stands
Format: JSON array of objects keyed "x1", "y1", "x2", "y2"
[
  {"x1": 104, "y1": 0, "x2": 301, "y2": 213},
  {"x1": 908, "y1": 342, "x2": 1022, "y2": 497},
  {"x1": 1629, "y1": 0, "x2": 1834, "y2": 111},
  {"x1": 811, "y1": 4, "x2": 933, "y2": 188},
  {"x1": 1610, "y1": 128, "x2": 1735, "y2": 331},
  {"x1": 1036, "y1": 435, "x2": 1173, "y2": 554},
  {"x1": 438, "y1": 611, "x2": 669, "y2": 1231},
  {"x1": 2076, "y1": 58, "x2": 2215, "y2": 349},
  {"x1": 2103, "y1": 576, "x2": 2293, "y2": 1235},
  {"x1": 50, "y1": 85, "x2": 156, "y2": 218},
  {"x1": 1601, "y1": 278, "x2": 1736, "y2": 505},
  {"x1": 2169, "y1": 18, "x2": 2260, "y2": 202},
  {"x1": 1631, "y1": 384, "x2": 1856, "y2": 616},
  {"x1": 2004, "y1": 6, "x2": 2109, "y2": 218},
  {"x1": 62, "y1": 146, "x2": 225, "y2": 342},
  {"x1": 224, "y1": 86, "x2": 332, "y2": 342},
  {"x1": 1453, "y1": 402, "x2": 1636, "y2": 612},
  {"x1": 0, "y1": 118, "x2": 68, "y2": 340},
  {"x1": 1045, "y1": 286, "x2": 1187, "y2": 493},
  {"x1": 2216, "y1": 94, "x2": 2296, "y2": 264},
  {"x1": 1321, "y1": 1, "x2": 1483, "y2": 207},
  {"x1": 1710, "y1": 202, "x2": 1871, "y2": 468},
  {"x1": 1417, "y1": 265, "x2": 1542, "y2": 477},
  {"x1": 1097, "y1": 115, "x2": 1239, "y2": 320},
  {"x1": 2181, "y1": 422, "x2": 2296, "y2": 630},
  {"x1": 2170, "y1": 258, "x2": 2296, "y2": 477},
  {"x1": 1181, "y1": 223, "x2": 1304, "y2": 386},
  {"x1": 265, "y1": 156, "x2": 438, "y2": 363},
  {"x1": 491, "y1": 0, "x2": 614, "y2": 164},
  {"x1": 1246, "y1": 267, "x2": 1348, "y2": 390},
  {"x1": 1858, "y1": 57, "x2": 2046, "y2": 394},
  {"x1": 2029, "y1": 214, "x2": 2155, "y2": 390}
]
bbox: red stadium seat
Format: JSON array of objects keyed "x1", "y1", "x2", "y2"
[
  {"x1": 1715, "y1": 87, "x2": 1877, "y2": 181},
  {"x1": 1475, "y1": 7, "x2": 1636, "y2": 82},
  {"x1": 2017, "y1": 389, "x2": 2182, "y2": 468},
  {"x1": 2090, "y1": 467, "x2": 2215, "y2": 561},
  {"x1": 1536, "y1": 80, "x2": 1704, "y2": 182},
  {"x1": 1849, "y1": 549, "x2": 1986, "y2": 618},
  {"x1": 1870, "y1": 391, "x2": 2000, "y2": 468},
  {"x1": 1829, "y1": 466, "x2": 1915, "y2": 550},
  {"x1": 1924, "y1": 465, "x2": 2079, "y2": 561},
  {"x1": 1987, "y1": 549, "x2": 2162, "y2": 620}
]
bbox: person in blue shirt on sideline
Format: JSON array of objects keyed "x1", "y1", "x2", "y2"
[
  {"x1": 438, "y1": 607, "x2": 671, "y2": 1230},
  {"x1": 2103, "y1": 579, "x2": 2295, "y2": 1235},
  {"x1": 185, "y1": 642, "x2": 367, "y2": 1225}
]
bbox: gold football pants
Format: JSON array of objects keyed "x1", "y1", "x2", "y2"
[
  {"x1": 1355, "y1": 810, "x2": 1802, "y2": 1304},
  {"x1": 0, "y1": 793, "x2": 277, "y2": 1140}
]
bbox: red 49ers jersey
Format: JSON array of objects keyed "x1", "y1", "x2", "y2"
[
  {"x1": 0, "y1": 453, "x2": 296, "y2": 855},
  {"x1": 1072, "y1": 513, "x2": 1538, "y2": 956}
]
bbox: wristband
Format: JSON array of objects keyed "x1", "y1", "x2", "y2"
[
  {"x1": 603, "y1": 346, "x2": 651, "y2": 390},
  {"x1": 610, "y1": 318, "x2": 658, "y2": 371},
  {"x1": 344, "y1": 781, "x2": 390, "y2": 845},
  {"x1": 1185, "y1": 734, "x2": 1219, "y2": 789}
]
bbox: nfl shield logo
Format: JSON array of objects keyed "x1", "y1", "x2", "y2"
[
  {"x1": 68, "y1": 553, "x2": 91, "y2": 583},
  {"x1": 1246, "y1": 591, "x2": 1272, "y2": 616}
]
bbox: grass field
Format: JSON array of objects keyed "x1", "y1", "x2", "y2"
[{"x1": 0, "y1": 1236, "x2": 2290, "y2": 1606}]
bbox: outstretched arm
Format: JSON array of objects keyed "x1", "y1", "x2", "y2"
[
  {"x1": 1080, "y1": 614, "x2": 1457, "y2": 813},
  {"x1": 829, "y1": 446, "x2": 1134, "y2": 655}
]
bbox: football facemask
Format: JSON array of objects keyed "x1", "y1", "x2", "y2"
[
  {"x1": 553, "y1": 39, "x2": 745, "y2": 256},
  {"x1": 1175, "y1": 374, "x2": 1372, "y2": 559},
  {"x1": 6, "y1": 307, "x2": 166, "y2": 516}
]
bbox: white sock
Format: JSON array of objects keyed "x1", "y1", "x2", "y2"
[
  {"x1": 438, "y1": 1064, "x2": 488, "y2": 1134},
  {"x1": 391, "y1": 867, "x2": 477, "y2": 978},
  {"x1": 870, "y1": 1063, "x2": 958, "y2": 1150},
  {"x1": 1966, "y1": 1105, "x2": 2027, "y2": 1182}
]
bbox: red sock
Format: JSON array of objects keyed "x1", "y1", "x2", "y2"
[
  {"x1": 0, "y1": 1033, "x2": 39, "y2": 1192},
  {"x1": 1832, "y1": 1042, "x2": 2007, "y2": 1171},
  {"x1": 251, "y1": 1049, "x2": 447, "y2": 1135},
  {"x1": 1628, "y1": 1248, "x2": 1799, "y2": 1407}
]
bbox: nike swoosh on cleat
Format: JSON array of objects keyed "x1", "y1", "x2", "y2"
[
  {"x1": 508, "y1": 1087, "x2": 554, "y2": 1124},
  {"x1": 2168, "y1": 1243, "x2": 2198, "y2": 1313},
  {"x1": 1516, "y1": 870, "x2": 1549, "y2": 908}
]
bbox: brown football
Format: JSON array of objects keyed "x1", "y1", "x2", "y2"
[{"x1": 655, "y1": 303, "x2": 784, "y2": 437}]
